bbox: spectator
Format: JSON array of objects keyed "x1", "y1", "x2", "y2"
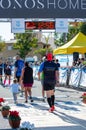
[
  {"x1": 55, "y1": 59, "x2": 60, "y2": 86},
  {"x1": 4, "y1": 61, "x2": 12, "y2": 86},
  {"x1": 0, "y1": 60, "x2": 4, "y2": 85}
]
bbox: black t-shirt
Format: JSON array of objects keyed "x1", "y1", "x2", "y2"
[
  {"x1": 43, "y1": 61, "x2": 58, "y2": 84},
  {"x1": 23, "y1": 66, "x2": 33, "y2": 84},
  {"x1": 4, "y1": 64, "x2": 12, "y2": 75}
]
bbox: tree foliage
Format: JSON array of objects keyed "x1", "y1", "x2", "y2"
[
  {"x1": 54, "y1": 22, "x2": 80, "y2": 47},
  {"x1": 34, "y1": 47, "x2": 53, "y2": 57},
  {"x1": 79, "y1": 22, "x2": 86, "y2": 35},
  {"x1": 13, "y1": 32, "x2": 38, "y2": 59},
  {"x1": 34, "y1": 34, "x2": 53, "y2": 57}
]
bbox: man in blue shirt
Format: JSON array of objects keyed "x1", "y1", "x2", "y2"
[
  {"x1": 14, "y1": 55, "x2": 24, "y2": 82},
  {"x1": 38, "y1": 53, "x2": 58, "y2": 112},
  {"x1": 14, "y1": 55, "x2": 24, "y2": 96}
]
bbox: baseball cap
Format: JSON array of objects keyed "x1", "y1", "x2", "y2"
[{"x1": 46, "y1": 53, "x2": 53, "y2": 61}]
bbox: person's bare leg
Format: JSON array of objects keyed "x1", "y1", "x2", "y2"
[
  {"x1": 27, "y1": 87, "x2": 33, "y2": 102},
  {"x1": 4, "y1": 75, "x2": 7, "y2": 85},
  {"x1": 8, "y1": 76, "x2": 11, "y2": 85},
  {"x1": 25, "y1": 87, "x2": 28, "y2": 102},
  {"x1": 42, "y1": 87, "x2": 45, "y2": 102}
]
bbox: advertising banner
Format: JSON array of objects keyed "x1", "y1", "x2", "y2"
[
  {"x1": 0, "y1": 0, "x2": 86, "y2": 18},
  {"x1": 55, "y1": 19, "x2": 68, "y2": 33},
  {"x1": 11, "y1": 19, "x2": 25, "y2": 33}
]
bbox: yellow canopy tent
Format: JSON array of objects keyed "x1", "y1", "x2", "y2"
[{"x1": 53, "y1": 32, "x2": 86, "y2": 55}]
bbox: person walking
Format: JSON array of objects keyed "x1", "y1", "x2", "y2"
[
  {"x1": 4, "y1": 61, "x2": 12, "y2": 86},
  {"x1": 14, "y1": 55, "x2": 24, "y2": 82},
  {"x1": 38, "y1": 53, "x2": 58, "y2": 112},
  {"x1": 55, "y1": 59, "x2": 60, "y2": 86},
  {"x1": 14, "y1": 55, "x2": 24, "y2": 96},
  {"x1": 10, "y1": 78, "x2": 19, "y2": 104},
  {"x1": 0, "y1": 60, "x2": 4, "y2": 85},
  {"x1": 20, "y1": 62, "x2": 34, "y2": 103}
]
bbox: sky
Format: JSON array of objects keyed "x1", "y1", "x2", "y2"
[
  {"x1": 0, "y1": 21, "x2": 54, "y2": 41},
  {"x1": 0, "y1": 22, "x2": 14, "y2": 41}
]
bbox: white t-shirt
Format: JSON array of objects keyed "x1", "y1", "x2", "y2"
[{"x1": 10, "y1": 83, "x2": 19, "y2": 93}]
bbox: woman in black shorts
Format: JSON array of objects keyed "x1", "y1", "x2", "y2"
[
  {"x1": 4, "y1": 61, "x2": 12, "y2": 86},
  {"x1": 20, "y1": 62, "x2": 34, "y2": 103}
]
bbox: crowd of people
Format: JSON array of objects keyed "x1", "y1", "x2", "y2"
[
  {"x1": 1, "y1": 54, "x2": 86, "y2": 112},
  {"x1": 72, "y1": 58, "x2": 85, "y2": 68},
  {"x1": 0, "y1": 54, "x2": 60, "y2": 112}
]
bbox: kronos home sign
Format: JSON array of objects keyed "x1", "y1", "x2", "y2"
[{"x1": 0, "y1": 0, "x2": 86, "y2": 18}]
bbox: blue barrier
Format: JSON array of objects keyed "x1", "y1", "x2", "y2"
[
  {"x1": 79, "y1": 67, "x2": 86, "y2": 88},
  {"x1": 59, "y1": 68, "x2": 68, "y2": 85},
  {"x1": 69, "y1": 68, "x2": 82, "y2": 88},
  {"x1": 33, "y1": 65, "x2": 86, "y2": 89}
]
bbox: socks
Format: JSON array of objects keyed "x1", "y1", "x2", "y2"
[
  {"x1": 51, "y1": 95, "x2": 55, "y2": 106},
  {"x1": 47, "y1": 97, "x2": 52, "y2": 107}
]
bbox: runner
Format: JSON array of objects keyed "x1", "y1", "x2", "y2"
[{"x1": 38, "y1": 53, "x2": 58, "y2": 112}]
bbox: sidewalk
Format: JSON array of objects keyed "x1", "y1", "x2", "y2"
[{"x1": 0, "y1": 81, "x2": 86, "y2": 130}]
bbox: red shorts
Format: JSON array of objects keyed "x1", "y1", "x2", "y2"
[{"x1": 23, "y1": 83, "x2": 33, "y2": 87}]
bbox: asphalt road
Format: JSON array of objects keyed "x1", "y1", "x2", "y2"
[{"x1": 0, "y1": 80, "x2": 86, "y2": 130}]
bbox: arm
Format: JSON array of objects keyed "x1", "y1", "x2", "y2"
[
  {"x1": 14, "y1": 61, "x2": 18, "y2": 78},
  {"x1": 55, "y1": 70, "x2": 59, "y2": 86},
  {"x1": 19, "y1": 68, "x2": 24, "y2": 84},
  {"x1": 38, "y1": 62, "x2": 44, "y2": 80},
  {"x1": 38, "y1": 71, "x2": 41, "y2": 80}
]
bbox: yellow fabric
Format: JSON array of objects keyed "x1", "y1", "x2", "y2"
[{"x1": 53, "y1": 32, "x2": 86, "y2": 54}]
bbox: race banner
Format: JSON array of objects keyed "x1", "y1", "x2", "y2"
[{"x1": 0, "y1": 0, "x2": 86, "y2": 18}]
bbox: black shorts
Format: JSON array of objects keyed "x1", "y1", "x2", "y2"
[{"x1": 44, "y1": 82, "x2": 55, "y2": 91}]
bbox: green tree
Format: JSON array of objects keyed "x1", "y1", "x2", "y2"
[
  {"x1": 34, "y1": 47, "x2": 53, "y2": 58},
  {"x1": 79, "y1": 22, "x2": 86, "y2": 35},
  {"x1": 34, "y1": 34, "x2": 53, "y2": 57},
  {"x1": 54, "y1": 23, "x2": 80, "y2": 47},
  {"x1": 13, "y1": 31, "x2": 38, "y2": 59}
]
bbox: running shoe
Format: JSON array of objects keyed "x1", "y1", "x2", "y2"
[
  {"x1": 51, "y1": 105, "x2": 55, "y2": 111},
  {"x1": 49, "y1": 106, "x2": 55, "y2": 112},
  {"x1": 30, "y1": 99, "x2": 33, "y2": 102},
  {"x1": 25, "y1": 100, "x2": 28, "y2": 103},
  {"x1": 42, "y1": 98, "x2": 45, "y2": 102},
  {"x1": 49, "y1": 107, "x2": 53, "y2": 112}
]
